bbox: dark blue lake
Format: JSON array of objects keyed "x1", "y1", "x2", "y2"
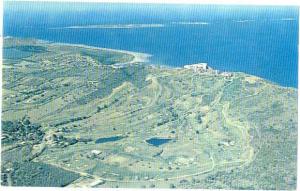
[
  {"x1": 146, "y1": 138, "x2": 172, "y2": 147},
  {"x1": 95, "y1": 136, "x2": 124, "y2": 144},
  {"x1": 4, "y1": 2, "x2": 298, "y2": 87}
]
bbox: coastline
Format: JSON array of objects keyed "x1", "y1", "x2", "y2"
[
  {"x1": 51, "y1": 39, "x2": 299, "y2": 91},
  {"x1": 51, "y1": 42, "x2": 152, "y2": 64},
  {"x1": 4, "y1": 36, "x2": 151, "y2": 65},
  {"x1": 3, "y1": 36, "x2": 298, "y2": 90}
]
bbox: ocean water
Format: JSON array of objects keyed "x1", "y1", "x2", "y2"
[{"x1": 4, "y1": 2, "x2": 299, "y2": 87}]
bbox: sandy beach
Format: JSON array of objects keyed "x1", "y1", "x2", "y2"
[{"x1": 51, "y1": 42, "x2": 152, "y2": 64}]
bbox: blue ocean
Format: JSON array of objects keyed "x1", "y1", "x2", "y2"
[{"x1": 4, "y1": 2, "x2": 299, "y2": 88}]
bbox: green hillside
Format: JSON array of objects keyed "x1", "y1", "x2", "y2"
[{"x1": 1, "y1": 38, "x2": 297, "y2": 189}]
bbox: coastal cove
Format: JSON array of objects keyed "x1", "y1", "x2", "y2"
[{"x1": 4, "y1": 2, "x2": 299, "y2": 88}]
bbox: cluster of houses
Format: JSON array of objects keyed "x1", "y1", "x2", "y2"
[
  {"x1": 184, "y1": 63, "x2": 233, "y2": 78},
  {"x1": 183, "y1": 63, "x2": 210, "y2": 72}
]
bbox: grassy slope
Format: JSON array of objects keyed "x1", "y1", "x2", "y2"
[{"x1": 1, "y1": 38, "x2": 297, "y2": 189}]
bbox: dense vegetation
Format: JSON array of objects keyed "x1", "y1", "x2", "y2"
[
  {"x1": 8, "y1": 162, "x2": 80, "y2": 187},
  {"x1": 2, "y1": 117, "x2": 44, "y2": 144}
]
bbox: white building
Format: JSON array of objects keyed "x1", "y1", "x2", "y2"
[
  {"x1": 184, "y1": 63, "x2": 209, "y2": 72},
  {"x1": 221, "y1": 72, "x2": 233, "y2": 78},
  {"x1": 91, "y1": 150, "x2": 102, "y2": 155}
]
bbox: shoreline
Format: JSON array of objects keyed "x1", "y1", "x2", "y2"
[
  {"x1": 51, "y1": 42, "x2": 152, "y2": 64},
  {"x1": 4, "y1": 36, "x2": 151, "y2": 65},
  {"x1": 3, "y1": 36, "x2": 298, "y2": 89}
]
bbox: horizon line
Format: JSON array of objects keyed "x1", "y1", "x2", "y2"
[{"x1": 3, "y1": 0, "x2": 300, "y2": 6}]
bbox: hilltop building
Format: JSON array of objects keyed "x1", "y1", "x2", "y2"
[
  {"x1": 221, "y1": 72, "x2": 233, "y2": 78},
  {"x1": 184, "y1": 63, "x2": 209, "y2": 72}
]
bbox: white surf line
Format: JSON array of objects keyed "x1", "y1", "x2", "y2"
[
  {"x1": 48, "y1": 42, "x2": 151, "y2": 64},
  {"x1": 171, "y1": 21, "x2": 210, "y2": 25},
  {"x1": 280, "y1": 18, "x2": 296, "y2": 21},
  {"x1": 232, "y1": 19, "x2": 255, "y2": 23},
  {"x1": 49, "y1": 24, "x2": 165, "y2": 30}
]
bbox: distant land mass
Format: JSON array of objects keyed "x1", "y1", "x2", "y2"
[{"x1": 1, "y1": 37, "x2": 297, "y2": 189}]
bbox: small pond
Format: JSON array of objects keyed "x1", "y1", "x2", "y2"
[
  {"x1": 146, "y1": 138, "x2": 172, "y2": 147},
  {"x1": 95, "y1": 136, "x2": 124, "y2": 144}
]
